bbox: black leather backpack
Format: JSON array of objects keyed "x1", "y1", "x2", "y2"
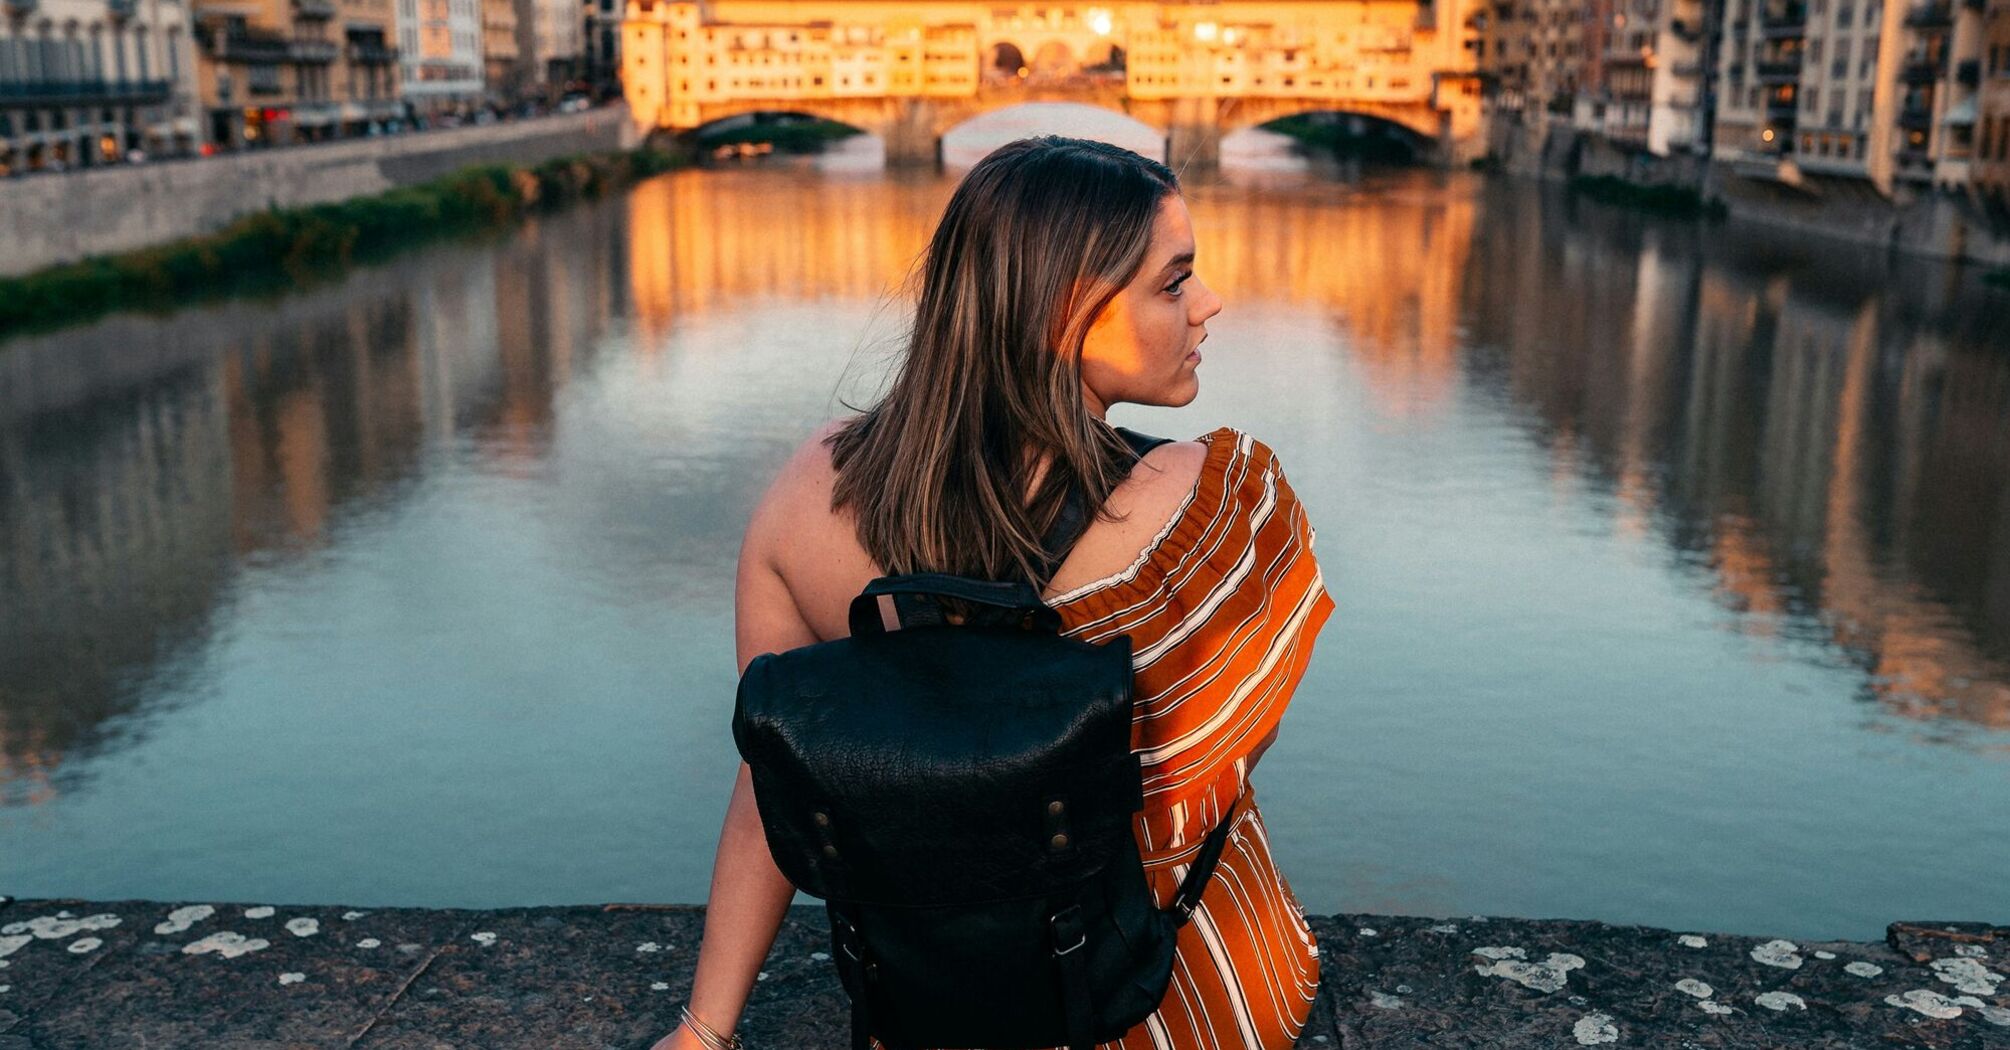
[{"x1": 731, "y1": 425, "x2": 1243, "y2": 1050}]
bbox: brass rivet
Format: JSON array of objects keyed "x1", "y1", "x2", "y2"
[
  {"x1": 1048, "y1": 800, "x2": 1064, "y2": 815},
  {"x1": 1050, "y1": 833, "x2": 1068, "y2": 849},
  {"x1": 823, "y1": 844, "x2": 839, "y2": 858},
  {"x1": 813, "y1": 811, "x2": 830, "y2": 827}
]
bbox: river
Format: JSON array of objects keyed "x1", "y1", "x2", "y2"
[{"x1": 2, "y1": 155, "x2": 2006, "y2": 940}]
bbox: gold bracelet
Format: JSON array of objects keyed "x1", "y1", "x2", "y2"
[{"x1": 680, "y1": 1003, "x2": 745, "y2": 1050}]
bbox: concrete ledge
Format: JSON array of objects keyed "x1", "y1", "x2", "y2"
[
  {"x1": 0, "y1": 897, "x2": 2003, "y2": 1047},
  {"x1": 0, "y1": 106, "x2": 641, "y2": 279}
]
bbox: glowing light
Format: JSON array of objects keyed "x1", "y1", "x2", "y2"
[
  {"x1": 1224, "y1": 27, "x2": 1241, "y2": 44},
  {"x1": 1761, "y1": 128, "x2": 1774, "y2": 142},
  {"x1": 1193, "y1": 20, "x2": 1218, "y2": 42},
  {"x1": 1087, "y1": 8, "x2": 1112, "y2": 36}
]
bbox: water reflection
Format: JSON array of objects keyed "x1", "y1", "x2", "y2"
[
  {"x1": 2, "y1": 165, "x2": 2007, "y2": 925},
  {"x1": 1452, "y1": 185, "x2": 2010, "y2": 739},
  {"x1": 0, "y1": 211, "x2": 630, "y2": 805}
]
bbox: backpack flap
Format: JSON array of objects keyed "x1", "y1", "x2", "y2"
[{"x1": 733, "y1": 622, "x2": 1140, "y2": 907}]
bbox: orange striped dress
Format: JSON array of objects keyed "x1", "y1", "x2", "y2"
[{"x1": 870, "y1": 425, "x2": 1337, "y2": 1050}]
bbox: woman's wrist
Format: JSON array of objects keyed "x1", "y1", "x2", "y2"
[{"x1": 680, "y1": 1003, "x2": 745, "y2": 1049}]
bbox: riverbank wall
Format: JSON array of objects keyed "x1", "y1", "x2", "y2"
[
  {"x1": 1485, "y1": 117, "x2": 2010, "y2": 269},
  {"x1": 0, "y1": 106, "x2": 640, "y2": 280},
  {"x1": 0, "y1": 896, "x2": 2002, "y2": 1047}
]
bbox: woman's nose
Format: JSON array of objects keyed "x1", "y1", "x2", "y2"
[{"x1": 1195, "y1": 284, "x2": 1223, "y2": 323}]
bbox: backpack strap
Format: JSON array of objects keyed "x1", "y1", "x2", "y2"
[
  {"x1": 1167, "y1": 793, "x2": 1242, "y2": 927},
  {"x1": 1029, "y1": 425, "x2": 1177, "y2": 588}
]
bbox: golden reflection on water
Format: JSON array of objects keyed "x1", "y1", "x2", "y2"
[{"x1": 3, "y1": 168, "x2": 2010, "y2": 803}]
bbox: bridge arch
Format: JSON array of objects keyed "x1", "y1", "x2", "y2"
[
  {"x1": 666, "y1": 108, "x2": 872, "y2": 156},
  {"x1": 1221, "y1": 101, "x2": 1443, "y2": 143},
  {"x1": 939, "y1": 101, "x2": 1165, "y2": 168},
  {"x1": 986, "y1": 41, "x2": 1027, "y2": 79}
]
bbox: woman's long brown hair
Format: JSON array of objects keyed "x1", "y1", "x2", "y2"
[{"x1": 825, "y1": 136, "x2": 1182, "y2": 592}]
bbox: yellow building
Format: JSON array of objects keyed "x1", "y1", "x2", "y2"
[{"x1": 623, "y1": 1, "x2": 1483, "y2": 165}]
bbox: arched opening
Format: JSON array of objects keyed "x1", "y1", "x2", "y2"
[
  {"x1": 683, "y1": 110, "x2": 867, "y2": 161},
  {"x1": 1258, "y1": 110, "x2": 1435, "y2": 167},
  {"x1": 940, "y1": 101, "x2": 1163, "y2": 170},
  {"x1": 1029, "y1": 40, "x2": 1075, "y2": 78},
  {"x1": 987, "y1": 41, "x2": 1027, "y2": 81}
]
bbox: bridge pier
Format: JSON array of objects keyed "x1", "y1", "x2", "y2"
[
  {"x1": 1163, "y1": 97, "x2": 1220, "y2": 173},
  {"x1": 881, "y1": 99, "x2": 942, "y2": 168}
]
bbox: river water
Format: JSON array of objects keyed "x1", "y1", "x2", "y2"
[{"x1": 3, "y1": 158, "x2": 2007, "y2": 940}]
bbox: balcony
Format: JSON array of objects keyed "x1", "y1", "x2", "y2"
[
  {"x1": 293, "y1": 0, "x2": 335, "y2": 16},
  {"x1": 1904, "y1": 1, "x2": 1952, "y2": 27},
  {"x1": 1765, "y1": 98, "x2": 1800, "y2": 123},
  {"x1": 0, "y1": 77, "x2": 171, "y2": 106},
  {"x1": 1760, "y1": 2, "x2": 1806, "y2": 35},
  {"x1": 1756, "y1": 57, "x2": 1802, "y2": 82},
  {"x1": 346, "y1": 42, "x2": 398, "y2": 64},
  {"x1": 213, "y1": 30, "x2": 292, "y2": 63},
  {"x1": 290, "y1": 38, "x2": 339, "y2": 62},
  {"x1": 1902, "y1": 56, "x2": 1943, "y2": 84}
]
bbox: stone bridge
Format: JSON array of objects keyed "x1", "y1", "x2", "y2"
[{"x1": 623, "y1": 1, "x2": 1484, "y2": 167}]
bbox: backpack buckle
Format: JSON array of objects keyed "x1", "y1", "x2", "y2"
[{"x1": 1050, "y1": 904, "x2": 1087, "y2": 956}]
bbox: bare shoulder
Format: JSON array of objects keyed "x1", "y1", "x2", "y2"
[
  {"x1": 1041, "y1": 435, "x2": 1210, "y2": 598},
  {"x1": 1132, "y1": 437, "x2": 1208, "y2": 493},
  {"x1": 741, "y1": 420, "x2": 884, "y2": 645},
  {"x1": 744, "y1": 419, "x2": 848, "y2": 557}
]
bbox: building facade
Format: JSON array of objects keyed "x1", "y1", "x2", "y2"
[
  {"x1": 481, "y1": 0, "x2": 517, "y2": 100},
  {"x1": 399, "y1": 0, "x2": 483, "y2": 116},
  {"x1": 338, "y1": 0, "x2": 403, "y2": 134},
  {"x1": 515, "y1": 0, "x2": 579, "y2": 99},
  {"x1": 582, "y1": 0, "x2": 617, "y2": 96},
  {"x1": 1, "y1": 0, "x2": 201, "y2": 173},
  {"x1": 1979, "y1": 0, "x2": 2010, "y2": 206},
  {"x1": 1566, "y1": 0, "x2": 1710, "y2": 154},
  {"x1": 1476, "y1": 0, "x2": 1591, "y2": 131},
  {"x1": 624, "y1": 1, "x2": 1484, "y2": 163},
  {"x1": 190, "y1": 0, "x2": 403, "y2": 149}
]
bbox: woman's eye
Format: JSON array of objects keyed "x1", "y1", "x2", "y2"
[{"x1": 1165, "y1": 272, "x2": 1192, "y2": 296}]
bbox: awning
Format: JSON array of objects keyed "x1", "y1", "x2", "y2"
[{"x1": 1943, "y1": 96, "x2": 1976, "y2": 127}]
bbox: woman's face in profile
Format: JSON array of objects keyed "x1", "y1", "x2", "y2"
[{"x1": 1078, "y1": 193, "x2": 1223, "y2": 416}]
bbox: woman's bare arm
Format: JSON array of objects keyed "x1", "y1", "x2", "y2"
[{"x1": 652, "y1": 452, "x2": 824, "y2": 1050}]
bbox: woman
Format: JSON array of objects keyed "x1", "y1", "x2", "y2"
[{"x1": 655, "y1": 136, "x2": 1334, "y2": 1050}]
